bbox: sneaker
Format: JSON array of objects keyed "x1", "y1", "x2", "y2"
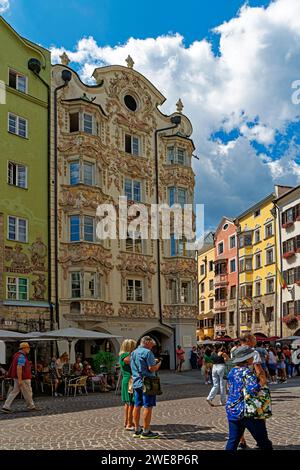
[
  {"x1": 133, "y1": 429, "x2": 143, "y2": 438},
  {"x1": 206, "y1": 399, "x2": 214, "y2": 407},
  {"x1": 26, "y1": 406, "x2": 41, "y2": 412},
  {"x1": 205, "y1": 381, "x2": 208, "y2": 385},
  {"x1": 1, "y1": 407, "x2": 12, "y2": 414},
  {"x1": 54, "y1": 392, "x2": 58, "y2": 397},
  {"x1": 140, "y1": 430, "x2": 160, "y2": 439}
]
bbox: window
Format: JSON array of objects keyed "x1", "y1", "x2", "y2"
[
  {"x1": 283, "y1": 237, "x2": 296, "y2": 254},
  {"x1": 170, "y1": 235, "x2": 189, "y2": 256},
  {"x1": 168, "y1": 187, "x2": 187, "y2": 208},
  {"x1": 218, "y1": 241, "x2": 224, "y2": 255},
  {"x1": 230, "y1": 258, "x2": 236, "y2": 273},
  {"x1": 255, "y1": 253, "x2": 261, "y2": 269},
  {"x1": 215, "y1": 261, "x2": 227, "y2": 275},
  {"x1": 7, "y1": 277, "x2": 28, "y2": 300},
  {"x1": 69, "y1": 215, "x2": 95, "y2": 242},
  {"x1": 200, "y1": 282, "x2": 204, "y2": 293},
  {"x1": 215, "y1": 287, "x2": 227, "y2": 300},
  {"x1": 69, "y1": 160, "x2": 95, "y2": 186},
  {"x1": 71, "y1": 272, "x2": 81, "y2": 298},
  {"x1": 265, "y1": 223, "x2": 273, "y2": 238},
  {"x1": 209, "y1": 260, "x2": 214, "y2": 272},
  {"x1": 126, "y1": 231, "x2": 142, "y2": 253},
  {"x1": 126, "y1": 279, "x2": 143, "y2": 302},
  {"x1": 200, "y1": 264, "x2": 205, "y2": 276},
  {"x1": 200, "y1": 301, "x2": 205, "y2": 312},
  {"x1": 70, "y1": 215, "x2": 80, "y2": 242},
  {"x1": 255, "y1": 309, "x2": 260, "y2": 323},
  {"x1": 254, "y1": 209, "x2": 260, "y2": 217},
  {"x1": 246, "y1": 311, "x2": 252, "y2": 324},
  {"x1": 170, "y1": 279, "x2": 177, "y2": 304},
  {"x1": 230, "y1": 285, "x2": 236, "y2": 299},
  {"x1": 240, "y1": 284, "x2": 252, "y2": 299},
  {"x1": 223, "y1": 223, "x2": 229, "y2": 231},
  {"x1": 254, "y1": 229, "x2": 260, "y2": 243},
  {"x1": 265, "y1": 307, "x2": 274, "y2": 322},
  {"x1": 70, "y1": 113, "x2": 79, "y2": 132},
  {"x1": 266, "y1": 248, "x2": 274, "y2": 265},
  {"x1": 229, "y1": 235, "x2": 236, "y2": 249},
  {"x1": 167, "y1": 147, "x2": 186, "y2": 165},
  {"x1": 239, "y1": 233, "x2": 252, "y2": 247},
  {"x1": 209, "y1": 279, "x2": 214, "y2": 291},
  {"x1": 284, "y1": 267, "x2": 300, "y2": 285},
  {"x1": 83, "y1": 216, "x2": 94, "y2": 242},
  {"x1": 240, "y1": 257, "x2": 253, "y2": 272},
  {"x1": 180, "y1": 281, "x2": 192, "y2": 303},
  {"x1": 7, "y1": 162, "x2": 27, "y2": 189},
  {"x1": 124, "y1": 178, "x2": 141, "y2": 202},
  {"x1": 124, "y1": 95, "x2": 137, "y2": 111},
  {"x1": 84, "y1": 272, "x2": 101, "y2": 299},
  {"x1": 209, "y1": 298, "x2": 214, "y2": 310},
  {"x1": 9, "y1": 69, "x2": 27, "y2": 93},
  {"x1": 8, "y1": 216, "x2": 27, "y2": 242},
  {"x1": 255, "y1": 281, "x2": 261, "y2": 297},
  {"x1": 125, "y1": 134, "x2": 140, "y2": 155},
  {"x1": 83, "y1": 113, "x2": 93, "y2": 134},
  {"x1": 8, "y1": 113, "x2": 27, "y2": 138},
  {"x1": 229, "y1": 311, "x2": 235, "y2": 325},
  {"x1": 266, "y1": 278, "x2": 275, "y2": 294}
]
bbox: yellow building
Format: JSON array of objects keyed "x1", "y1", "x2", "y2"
[
  {"x1": 235, "y1": 186, "x2": 291, "y2": 337},
  {"x1": 197, "y1": 233, "x2": 215, "y2": 340}
]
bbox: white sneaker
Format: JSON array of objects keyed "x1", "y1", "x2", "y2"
[{"x1": 54, "y1": 392, "x2": 58, "y2": 397}]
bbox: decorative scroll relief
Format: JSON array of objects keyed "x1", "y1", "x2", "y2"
[
  {"x1": 5, "y1": 239, "x2": 47, "y2": 273},
  {"x1": 161, "y1": 258, "x2": 197, "y2": 280},
  {"x1": 59, "y1": 186, "x2": 113, "y2": 210},
  {"x1": 59, "y1": 243, "x2": 113, "y2": 281},
  {"x1": 160, "y1": 166, "x2": 195, "y2": 188},
  {"x1": 117, "y1": 253, "x2": 156, "y2": 288},
  {"x1": 118, "y1": 303, "x2": 156, "y2": 319},
  {"x1": 82, "y1": 300, "x2": 115, "y2": 317},
  {"x1": 163, "y1": 305, "x2": 198, "y2": 319}
]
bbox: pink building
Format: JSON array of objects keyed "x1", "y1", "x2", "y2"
[{"x1": 214, "y1": 217, "x2": 238, "y2": 339}]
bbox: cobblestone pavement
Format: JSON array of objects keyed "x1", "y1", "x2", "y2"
[{"x1": 1, "y1": 371, "x2": 300, "y2": 450}]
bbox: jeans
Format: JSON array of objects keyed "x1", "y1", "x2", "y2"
[
  {"x1": 207, "y1": 364, "x2": 226, "y2": 404},
  {"x1": 226, "y1": 418, "x2": 273, "y2": 450}
]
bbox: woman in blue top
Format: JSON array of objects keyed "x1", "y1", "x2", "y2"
[{"x1": 225, "y1": 345, "x2": 273, "y2": 450}]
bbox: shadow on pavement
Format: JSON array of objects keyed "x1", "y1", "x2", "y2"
[{"x1": 153, "y1": 423, "x2": 227, "y2": 443}]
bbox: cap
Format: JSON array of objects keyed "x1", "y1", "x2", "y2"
[{"x1": 19, "y1": 342, "x2": 30, "y2": 349}]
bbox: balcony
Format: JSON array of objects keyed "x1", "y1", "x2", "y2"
[
  {"x1": 214, "y1": 273, "x2": 228, "y2": 287},
  {"x1": 282, "y1": 222, "x2": 294, "y2": 229},
  {"x1": 63, "y1": 299, "x2": 115, "y2": 320},
  {"x1": 214, "y1": 299, "x2": 227, "y2": 311},
  {"x1": 283, "y1": 251, "x2": 295, "y2": 259}
]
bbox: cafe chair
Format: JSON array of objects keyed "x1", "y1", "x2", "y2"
[{"x1": 67, "y1": 376, "x2": 88, "y2": 397}]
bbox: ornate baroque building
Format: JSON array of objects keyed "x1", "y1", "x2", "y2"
[{"x1": 52, "y1": 56, "x2": 197, "y2": 368}]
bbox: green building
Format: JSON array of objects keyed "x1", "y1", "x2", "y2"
[{"x1": 0, "y1": 16, "x2": 52, "y2": 333}]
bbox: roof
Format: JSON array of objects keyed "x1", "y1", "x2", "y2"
[{"x1": 274, "y1": 184, "x2": 300, "y2": 204}]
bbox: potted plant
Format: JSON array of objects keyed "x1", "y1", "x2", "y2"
[
  {"x1": 92, "y1": 350, "x2": 116, "y2": 374},
  {"x1": 283, "y1": 251, "x2": 295, "y2": 259},
  {"x1": 282, "y1": 221, "x2": 294, "y2": 229}
]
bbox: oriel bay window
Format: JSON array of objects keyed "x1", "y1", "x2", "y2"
[
  {"x1": 239, "y1": 232, "x2": 252, "y2": 247},
  {"x1": 126, "y1": 231, "x2": 143, "y2": 253},
  {"x1": 215, "y1": 287, "x2": 227, "y2": 301},
  {"x1": 283, "y1": 266, "x2": 300, "y2": 285},
  {"x1": 180, "y1": 280, "x2": 192, "y2": 304},
  {"x1": 167, "y1": 146, "x2": 188, "y2": 165},
  {"x1": 283, "y1": 236, "x2": 300, "y2": 255},
  {"x1": 69, "y1": 160, "x2": 96, "y2": 186},
  {"x1": 240, "y1": 284, "x2": 253, "y2": 299},
  {"x1": 70, "y1": 215, "x2": 95, "y2": 242},
  {"x1": 126, "y1": 279, "x2": 143, "y2": 302},
  {"x1": 215, "y1": 261, "x2": 227, "y2": 275},
  {"x1": 239, "y1": 257, "x2": 253, "y2": 272},
  {"x1": 170, "y1": 234, "x2": 189, "y2": 256},
  {"x1": 283, "y1": 300, "x2": 300, "y2": 316},
  {"x1": 7, "y1": 277, "x2": 28, "y2": 300},
  {"x1": 168, "y1": 187, "x2": 187, "y2": 208},
  {"x1": 69, "y1": 112, "x2": 99, "y2": 136}
]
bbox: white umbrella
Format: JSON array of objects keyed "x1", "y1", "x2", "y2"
[
  {"x1": 36, "y1": 328, "x2": 121, "y2": 372},
  {"x1": 277, "y1": 336, "x2": 300, "y2": 341},
  {"x1": 0, "y1": 329, "x2": 26, "y2": 340}
]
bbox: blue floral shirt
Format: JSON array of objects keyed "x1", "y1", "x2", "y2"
[{"x1": 226, "y1": 366, "x2": 261, "y2": 420}]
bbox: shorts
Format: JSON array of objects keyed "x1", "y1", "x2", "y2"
[
  {"x1": 277, "y1": 363, "x2": 285, "y2": 370},
  {"x1": 134, "y1": 387, "x2": 156, "y2": 408},
  {"x1": 268, "y1": 365, "x2": 277, "y2": 376}
]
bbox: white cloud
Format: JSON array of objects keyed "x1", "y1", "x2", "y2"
[
  {"x1": 0, "y1": 0, "x2": 9, "y2": 13},
  {"x1": 50, "y1": 0, "x2": 300, "y2": 227}
]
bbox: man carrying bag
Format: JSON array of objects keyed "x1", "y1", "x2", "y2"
[{"x1": 130, "y1": 336, "x2": 162, "y2": 439}]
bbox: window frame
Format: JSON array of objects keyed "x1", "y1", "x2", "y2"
[
  {"x1": 7, "y1": 216, "x2": 28, "y2": 242},
  {"x1": 126, "y1": 279, "x2": 144, "y2": 302},
  {"x1": 8, "y1": 68, "x2": 28, "y2": 94},
  {"x1": 7, "y1": 161, "x2": 28, "y2": 189},
  {"x1": 8, "y1": 112, "x2": 28, "y2": 138},
  {"x1": 6, "y1": 276, "x2": 29, "y2": 301}
]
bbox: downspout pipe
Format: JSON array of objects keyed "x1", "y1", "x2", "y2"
[
  {"x1": 53, "y1": 69, "x2": 72, "y2": 327},
  {"x1": 28, "y1": 59, "x2": 53, "y2": 331},
  {"x1": 154, "y1": 116, "x2": 181, "y2": 369}
]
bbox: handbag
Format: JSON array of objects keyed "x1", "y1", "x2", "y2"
[
  {"x1": 243, "y1": 383, "x2": 272, "y2": 419},
  {"x1": 128, "y1": 376, "x2": 133, "y2": 394},
  {"x1": 142, "y1": 375, "x2": 162, "y2": 396}
]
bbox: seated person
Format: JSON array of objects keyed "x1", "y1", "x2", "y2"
[{"x1": 72, "y1": 357, "x2": 83, "y2": 376}]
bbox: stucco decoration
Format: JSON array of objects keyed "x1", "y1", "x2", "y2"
[
  {"x1": 29, "y1": 237, "x2": 47, "y2": 270},
  {"x1": 161, "y1": 258, "x2": 197, "y2": 280},
  {"x1": 5, "y1": 245, "x2": 30, "y2": 272},
  {"x1": 161, "y1": 165, "x2": 195, "y2": 188},
  {"x1": 118, "y1": 303, "x2": 156, "y2": 318},
  {"x1": 59, "y1": 243, "x2": 113, "y2": 281},
  {"x1": 82, "y1": 300, "x2": 114, "y2": 317},
  {"x1": 32, "y1": 274, "x2": 46, "y2": 300},
  {"x1": 163, "y1": 305, "x2": 198, "y2": 319},
  {"x1": 117, "y1": 253, "x2": 156, "y2": 287},
  {"x1": 59, "y1": 186, "x2": 113, "y2": 210},
  {"x1": 58, "y1": 134, "x2": 110, "y2": 168}
]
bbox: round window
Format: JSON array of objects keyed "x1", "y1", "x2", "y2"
[
  {"x1": 124, "y1": 94, "x2": 137, "y2": 111},
  {"x1": 223, "y1": 223, "x2": 229, "y2": 230}
]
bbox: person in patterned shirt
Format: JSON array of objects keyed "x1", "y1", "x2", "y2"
[{"x1": 225, "y1": 346, "x2": 273, "y2": 450}]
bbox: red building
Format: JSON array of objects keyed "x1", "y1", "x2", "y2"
[{"x1": 214, "y1": 217, "x2": 238, "y2": 339}]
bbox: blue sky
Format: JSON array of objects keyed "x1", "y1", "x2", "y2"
[{"x1": 2, "y1": 0, "x2": 300, "y2": 231}]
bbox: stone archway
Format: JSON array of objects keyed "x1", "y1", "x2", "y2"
[
  {"x1": 138, "y1": 327, "x2": 173, "y2": 369},
  {"x1": 294, "y1": 329, "x2": 300, "y2": 336}
]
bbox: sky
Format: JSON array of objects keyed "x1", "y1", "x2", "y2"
[{"x1": 2, "y1": 0, "x2": 300, "y2": 231}]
